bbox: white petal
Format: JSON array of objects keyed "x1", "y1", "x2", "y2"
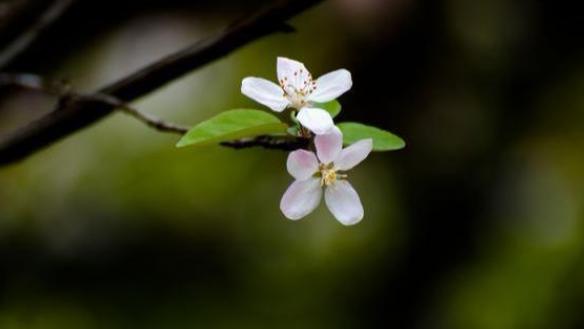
[
  {"x1": 277, "y1": 57, "x2": 311, "y2": 91},
  {"x1": 280, "y1": 178, "x2": 322, "y2": 220},
  {"x1": 335, "y1": 139, "x2": 373, "y2": 171},
  {"x1": 325, "y1": 180, "x2": 364, "y2": 225},
  {"x1": 241, "y1": 77, "x2": 289, "y2": 112},
  {"x1": 296, "y1": 107, "x2": 334, "y2": 135},
  {"x1": 314, "y1": 126, "x2": 343, "y2": 164},
  {"x1": 287, "y1": 149, "x2": 319, "y2": 180},
  {"x1": 308, "y1": 69, "x2": 352, "y2": 103}
]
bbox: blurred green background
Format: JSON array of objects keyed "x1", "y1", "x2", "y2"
[{"x1": 1, "y1": 0, "x2": 583, "y2": 328}]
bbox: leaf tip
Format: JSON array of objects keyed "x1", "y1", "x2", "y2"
[{"x1": 175, "y1": 137, "x2": 189, "y2": 148}]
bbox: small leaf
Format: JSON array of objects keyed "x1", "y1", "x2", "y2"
[
  {"x1": 314, "y1": 100, "x2": 341, "y2": 118},
  {"x1": 287, "y1": 125, "x2": 300, "y2": 136},
  {"x1": 176, "y1": 109, "x2": 288, "y2": 148},
  {"x1": 337, "y1": 122, "x2": 405, "y2": 151},
  {"x1": 289, "y1": 110, "x2": 299, "y2": 123}
]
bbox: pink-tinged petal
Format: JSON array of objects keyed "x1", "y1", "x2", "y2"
[
  {"x1": 277, "y1": 57, "x2": 311, "y2": 91},
  {"x1": 335, "y1": 139, "x2": 373, "y2": 171},
  {"x1": 287, "y1": 149, "x2": 319, "y2": 180},
  {"x1": 308, "y1": 69, "x2": 352, "y2": 103},
  {"x1": 314, "y1": 126, "x2": 343, "y2": 164},
  {"x1": 241, "y1": 77, "x2": 289, "y2": 112},
  {"x1": 296, "y1": 107, "x2": 334, "y2": 135},
  {"x1": 325, "y1": 180, "x2": 364, "y2": 225},
  {"x1": 280, "y1": 178, "x2": 322, "y2": 220}
]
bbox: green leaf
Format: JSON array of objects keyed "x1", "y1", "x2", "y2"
[
  {"x1": 289, "y1": 110, "x2": 299, "y2": 123},
  {"x1": 176, "y1": 109, "x2": 288, "y2": 148},
  {"x1": 337, "y1": 122, "x2": 405, "y2": 151},
  {"x1": 287, "y1": 125, "x2": 301, "y2": 136},
  {"x1": 314, "y1": 100, "x2": 342, "y2": 118}
]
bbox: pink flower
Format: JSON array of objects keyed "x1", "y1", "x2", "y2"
[{"x1": 280, "y1": 127, "x2": 373, "y2": 225}]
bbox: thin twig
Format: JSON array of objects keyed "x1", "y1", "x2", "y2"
[
  {"x1": 221, "y1": 136, "x2": 309, "y2": 151},
  {"x1": 86, "y1": 93, "x2": 190, "y2": 135},
  {"x1": 1, "y1": 72, "x2": 309, "y2": 149},
  {"x1": 0, "y1": 72, "x2": 70, "y2": 93},
  {"x1": 87, "y1": 94, "x2": 310, "y2": 149},
  {"x1": 0, "y1": 0, "x2": 323, "y2": 166},
  {"x1": 0, "y1": 0, "x2": 75, "y2": 68}
]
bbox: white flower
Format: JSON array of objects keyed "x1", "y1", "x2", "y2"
[
  {"x1": 280, "y1": 127, "x2": 373, "y2": 225},
  {"x1": 241, "y1": 57, "x2": 352, "y2": 135}
]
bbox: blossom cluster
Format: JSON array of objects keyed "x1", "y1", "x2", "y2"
[{"x1": 242, "y1": 57, "x2": 372, "y2": 225}]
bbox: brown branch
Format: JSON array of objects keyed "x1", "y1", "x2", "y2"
[
  {"x1": 107, "y1": 95, "x2": 310, "y2": 149},
  {"x1": 221, "y1": 136, "x2": 309, "y2": 151},
  {"x1": 0, "y1": 0, "x2": 323, "y2": 166},
  {"x1": 0, "y1": 72, "x2": 70, "y2": 93},
  {"x1": 0, "y1": 73, "x2": 309, "y2": 151},
  {"x1": 77, "y1": 94, "x2": 310, "y2": 150},
  {"x1": 74, "y1": 93, "x2": 191, "y2": 135},
  {"x1": 0, "y1": 0, "x2": 74, "y2": 68}
]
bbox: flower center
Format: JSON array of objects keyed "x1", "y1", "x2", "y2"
[
  {"x1": 319, "y1": 164, "x2": 346, "y2": 186},
  {"x1": 321, "y1": 168, "x2": 337, "y2": 186},
  {"x1": 279, "y1": 70, "x2": 317, "y2": 109},
  {"x1": 287, "y1": 92, "x2": 307, "y2": 109}
]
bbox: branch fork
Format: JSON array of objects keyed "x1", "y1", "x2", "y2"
[{"x1": 0, "y1": 0, "x2": 323, "y2": 165}]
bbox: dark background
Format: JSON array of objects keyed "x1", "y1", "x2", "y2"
[{"x1": 1, "y1": 0, "x2": 584, "y2": 328}]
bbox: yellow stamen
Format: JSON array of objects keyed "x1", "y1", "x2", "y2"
[
  {"x1": 319, "y1": 164, "x2": 347, "y2": 186},
  {"x1": 321, "y1": 168, "x2": 337, "y2": 186}
]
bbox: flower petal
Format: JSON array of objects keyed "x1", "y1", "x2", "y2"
[
  {"x1": 241, "y1": 77, "x2": 289, "y2": 112},
  {"x1": 308, "y1": 69, "x2": 352, "y2": 103},
  {"x1": 277, "y1": 57, "x2": 311, "y2": 92},
  {"x1": 296, "y1": 107, "x2": 334, "y2": 135},
  {"x1": 335, "y1": 139, "x2": 373, "y2": 171},
  {"x1": 325, "y1": 180, "x2": 364, "y2": 225},
  {"x1": 314, "y1": 126, "x2": 343, "y2": 164},
  {"x1": 287, "y1": 149, "x2": 319, "y2": 180},
  {"x1": 280, "y1": 178, "x2": 322, "y2": 220}
]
